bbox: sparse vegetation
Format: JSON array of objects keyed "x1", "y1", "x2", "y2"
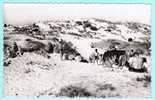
[
  {"x1": 136, "y1": 75, "x2": 151, "y2": 82},
  {"x1": 4, "y1": 60, "x2": 11, "y2": 66},
  {"x1": 24, "y1": 68, "x2": 32, "y2": 73},
  {"x1": 56, "y1": 85, "x2": 94, "y2": 97},
  {"x1": 56, "y1": 83, "x2": 119, "y2": 98},
  {"x1": 4, "y1": 18, "x2": 151, "y2": 97},
  {"x1": 136, "y1": 74, "x2": 151, "y2": 88},
  {"x1": 96, "y1": 83, "x2": 116, "y2": 92}
]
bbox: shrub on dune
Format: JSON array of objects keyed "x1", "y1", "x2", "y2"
[
  {"x1": 56, "y1": 85, "x2": 94, "y2": 97},
  {"x1": 20, "y1": 39, "x2": 45, "y2": 52}
]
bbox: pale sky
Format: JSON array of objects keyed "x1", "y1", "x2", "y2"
[{"x1": 3, "y1": 3, "x2": 151, "y2": 25}]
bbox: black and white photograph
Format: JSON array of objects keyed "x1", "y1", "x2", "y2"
[{"x1": 3, "y1": 4, "x2": 151, "y2": 98}]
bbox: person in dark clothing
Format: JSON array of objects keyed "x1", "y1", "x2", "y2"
[
  {"x1": 11, "y1": 42, "x2": 19, "y2": 58},
  {"x1": 94, "y1": 49, "x2": 99, "y2": 64}
]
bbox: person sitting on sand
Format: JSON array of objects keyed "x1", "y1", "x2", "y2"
[{"x1": 128, "y1": 52, "x2": 147, "y2": 72}]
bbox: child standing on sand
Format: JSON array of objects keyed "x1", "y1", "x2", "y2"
[{"x1": 94, "y1": 49, "x2": 99, "y2": 64}]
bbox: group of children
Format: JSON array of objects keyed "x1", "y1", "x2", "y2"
[
  {"x1": 92, "y1": 47, "x2": 148, "y2": 72},
  {"x1": 5, "y1": 40, "x2": 148, "y2": 72}
]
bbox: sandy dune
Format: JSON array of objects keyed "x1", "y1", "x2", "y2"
[{"x1": 4, "y1": 53, "x2": 151, "y2": 98}]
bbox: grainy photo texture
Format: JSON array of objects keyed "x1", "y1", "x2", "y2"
[{"x1": 3, "y1": 4, "x2": 151, "y2": 98}]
